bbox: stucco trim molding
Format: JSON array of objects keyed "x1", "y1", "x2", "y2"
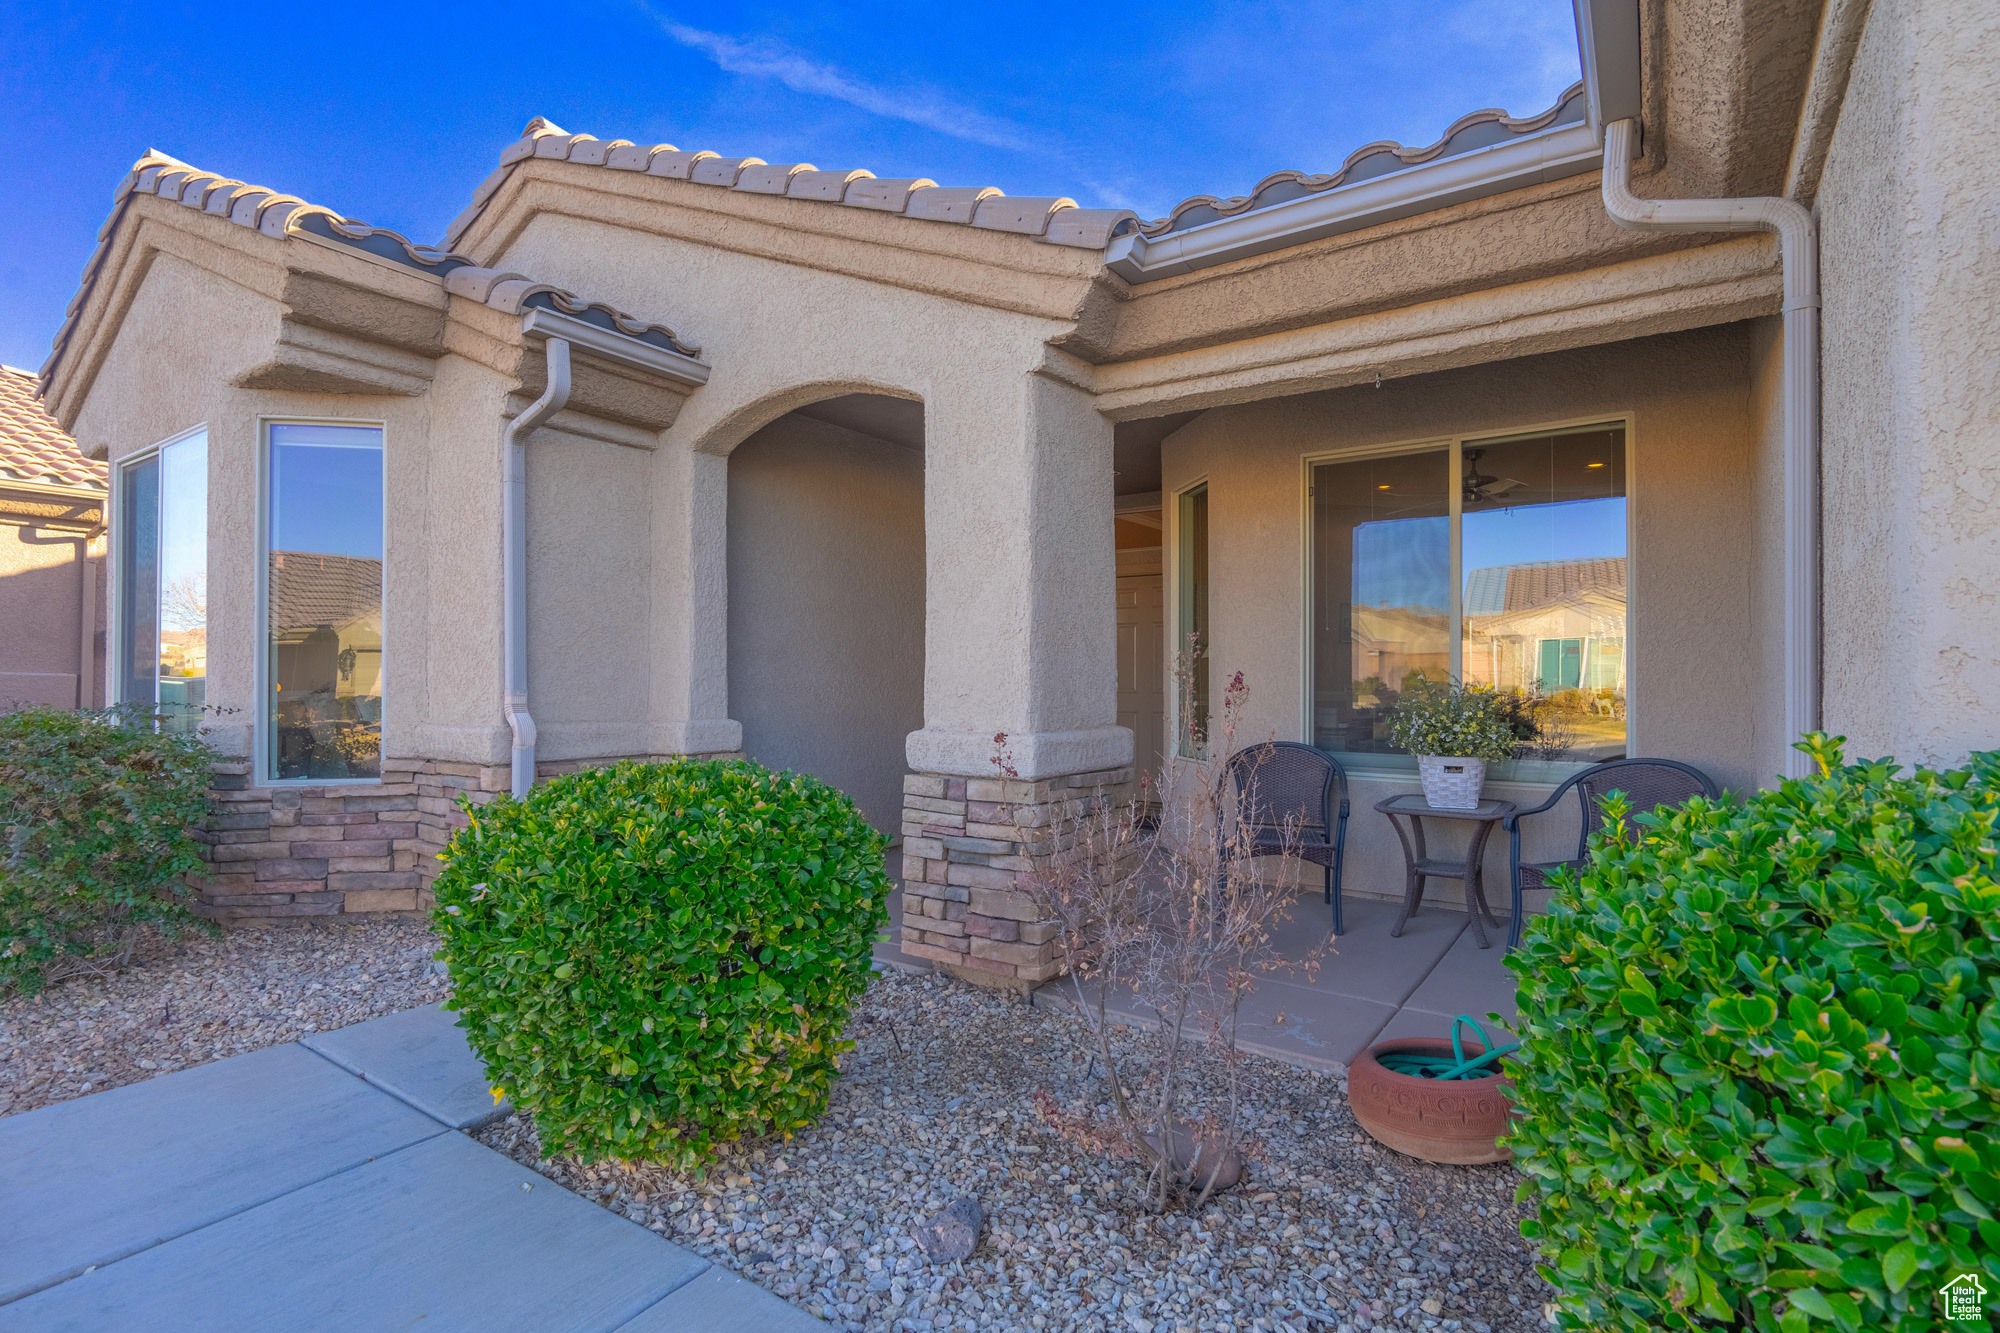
[
  {"x1": 649, "y1": 719, "x2": 745, "y2": 756},
  {"x1": 906, "y1": 726, "x2": 1133, "y2": 780}
]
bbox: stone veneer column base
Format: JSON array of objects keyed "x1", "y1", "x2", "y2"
[
  {"x1": 897, "y1": 766, "x2": 1131, "y2": 992},
  {"x1": 193, "y1": 751, "x2": 743, "y2": 921}
]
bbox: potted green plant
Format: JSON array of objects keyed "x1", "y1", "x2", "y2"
[{"x1": 1389, "y1": 679, "x2": 1516, "y2": 809}]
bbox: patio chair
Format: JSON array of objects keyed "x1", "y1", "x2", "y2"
[
  {"x1": 1219, "y1": 742, "x2": 1352, "y2": 934},
  {"x1": 1501, "y1": 757, "x2": 1719, "y2": 948}
]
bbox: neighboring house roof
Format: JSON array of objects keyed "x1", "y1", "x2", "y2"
[
  {"x1": 443, "y1": 117, "x2": 1142, "y2": 254},
  {"x1": 1464, "y1": 556, "x2": 1627, "y2": 616},
  {"x1": 270, "y1": 551, "x2": 382, "y2": 632},
  {"x1": 0, "y1": 364, "x2": 106, "y2": 493},
  {"x1": 41, "y1": 150, "x2": 698, "y2": 394},
  {"x1": 1136, "y1": 84, "x2": 1586, "y2": 238}
]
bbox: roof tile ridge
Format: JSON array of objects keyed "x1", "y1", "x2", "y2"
[
  {"x1": 442, "y1": 118, "x2": 1140, "y2": 252},
  {"x1": 1135, "y1": 81, "x2": 1589, "y2": 238},
  {"x1": 43, "y1": 145, "x2": 700, "y2": 395}
]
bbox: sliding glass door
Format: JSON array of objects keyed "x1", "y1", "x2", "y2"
[{"x1": 1310, "y1": 423, "x2": 1628, "y2": 775}]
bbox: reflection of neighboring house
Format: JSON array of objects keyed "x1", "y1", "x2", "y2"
[
  {"x1": 0, "y1": 365, "x2": 105, "y2": 710},
  {"x1": 269, "y1": 552, "x2": 384, "y2": 711},
  {"x1": 1464, "y1": 558, "x2": 1627, "y2": 696},
  {"x1": 1348, "y1": 603, "x2": 1448, "y2": 690}
]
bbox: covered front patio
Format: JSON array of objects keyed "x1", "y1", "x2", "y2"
[{"x1": 879, "y1": 867, "x2": 1521, "y2": 1073}]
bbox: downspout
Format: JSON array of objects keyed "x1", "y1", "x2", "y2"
[
  {"x1": 1599, "y1": 118, "x2": 1822, "y2": 780},
  {"x1": 502, "y1": 336, "x2": 571, "y2": 799}
]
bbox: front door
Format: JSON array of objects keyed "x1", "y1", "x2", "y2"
[{"x1": 1116, "y1": 572, "x2": 1166, "y2": 783}]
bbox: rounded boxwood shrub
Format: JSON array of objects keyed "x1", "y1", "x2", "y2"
[
  {"x1": 1507, "y1": 734, "x2": 1999, "y2": 1332},
  {"x1": 432, "y1": 757, "x2": 889, "y2": 1168}
]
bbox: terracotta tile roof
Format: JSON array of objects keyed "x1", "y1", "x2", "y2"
[
  {"x1": 270, "y1": 552, "x2": 382, "y2": 631},
  {"x1": 1136, "y1": 83, "x2": 1587, "y2": 238},
  {"x1": 0, "y1": 365, "x2": 105, "y2": 492},
  {"x1": 42, "y1": 151, "x2": 697, "y2": 394},
  {"x1": 442, "y1": 118, "x2": 1143, "y2": 253}
]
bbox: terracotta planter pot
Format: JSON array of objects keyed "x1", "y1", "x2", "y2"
[{"x1": 1348, "y1": 1037, "x2": 1517, "y2": 1165}]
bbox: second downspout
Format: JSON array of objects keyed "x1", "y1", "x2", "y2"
[
  {"x1": 1599, "y1": 118, "x2": 1822, "y2": 780},
  {"x1": 502, "y1": 336, "x2": 571, "y2": 799}
]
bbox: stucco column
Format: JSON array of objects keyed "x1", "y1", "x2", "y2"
[
  {"x1": 899, "y1": 370, "x2": 1130, "y2": 990},
  {"x1": 648, "y1": 443, "x2": 742, "y2": 756},
  {"x1": 906, "y1": 370, "x2": 1128, "y2": 778}
]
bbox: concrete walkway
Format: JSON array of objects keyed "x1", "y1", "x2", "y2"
[{"x1": 0, "y1": 1003, "x2": 824, "y2": 1333}]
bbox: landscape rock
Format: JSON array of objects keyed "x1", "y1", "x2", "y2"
[
  {"x1": 911, "y1": 1197, "x2": 984, "y2": 1262},
  {"x1": 0, "y1": 917, "x2": 447, "y2": 1118},
  {"x1": 475, "y1": 969, "x2": 1553, "y2": 1331},
  {"x1": 1142, "y1": 1123, "x2": 1245, "y2": 1193}
]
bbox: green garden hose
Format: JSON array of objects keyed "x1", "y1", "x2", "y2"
[{"x1": 1377, "y1": 1014, "x2": 1519, "y2": 1080}]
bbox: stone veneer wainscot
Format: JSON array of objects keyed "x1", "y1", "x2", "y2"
[
  {"x1": 193, "y1": 754, "x2": 744, "y2": 920},
  {"x1": 898, "y1": 767, "x2": 1129, "y2": 990}
]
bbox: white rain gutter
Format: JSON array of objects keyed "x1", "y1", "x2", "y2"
[
  {"x1": 1600, "y1": 117, "x2": 1822, "y2": 779},
  {"x1": 1105, "y1": 121, "x2": 1605, "y2": 282},
  {"x1": 502, "y1": 336, "x2": 570, "y2": 799}
]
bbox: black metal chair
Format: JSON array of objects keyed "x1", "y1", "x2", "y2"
[
  {"x1": 1502, "y1": 757, "x2": 1719, "y2": 948},
  {"x1": 1219, "y1": 742, "x2": 1352, "y2": 934}
]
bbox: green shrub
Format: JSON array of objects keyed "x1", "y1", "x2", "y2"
[
  {"x1": 432, "y1": 757, "x2": 890, "y2": 1168},
  {"x1": 1507, "y1": 734, "x2": 2000, "y2": 1332},
  {"x1": 0, "y1": 704, "x2": 214, "y2": 993}
]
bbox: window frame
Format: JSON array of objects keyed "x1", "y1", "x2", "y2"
[
  {"x1": 111, "y1": 423, "x2": 208, "y2": 712},
  {"x1": 1164, "y1": 475, "x2": 1210, "y2": 758},
  {"x1": 1295, "y1": 413, "x2": 1636, "y2": 782},
  {"x1": 255, "y1": 414, "x2": 389, "y2": 788}
]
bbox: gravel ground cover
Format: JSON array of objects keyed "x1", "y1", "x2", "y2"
[
  {"x1": 479, "y1": 969, "x2": 1552, "y2": 1333},
  {"x1": 0, "y1": 916, "x2": 447, "y2": 1117}
]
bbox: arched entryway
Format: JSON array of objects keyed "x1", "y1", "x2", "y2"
[{"x1": 726, "y1": 392, "x2": 925, "y2": 834}]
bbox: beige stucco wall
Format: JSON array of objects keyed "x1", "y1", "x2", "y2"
[
  {"x1": 1163, "y1": 323, "x2": 1773, "y2": 902},
  {"x1": 727, "y1": 411, "x2": 925, "y2": 833},
  {"x1": 1816, "y1": 0, "x2": 2000, "y2": 769},
  {"x1": 0, "y1": 512, "x2": 100, "y2": 709},
  {"x1": 486, "y1": 208, "x2": 1125, "y2": 779},
  {"x1": 64, "y1": 248, "x2": 523, "y2": 772}
]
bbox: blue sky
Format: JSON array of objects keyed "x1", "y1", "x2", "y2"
[{"x1": 0, "y1": 0, "x2": 1580, "y2": 373}]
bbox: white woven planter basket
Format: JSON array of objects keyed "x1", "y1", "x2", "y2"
[{"x1": 1417, "y1": 755, "x2": 1488, "y2": 810}]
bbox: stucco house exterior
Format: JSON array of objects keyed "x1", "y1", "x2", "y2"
[
  {"x1": 1, "y1": 366, "x2": 107, "y2": 713},
  {"x1": 34, "y1": 0, "x2": 1998, "y2": 987}
]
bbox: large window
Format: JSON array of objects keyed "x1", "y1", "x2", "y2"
[
  {"x1": 116, "y1": 429, "x2": 207, "y2": 731},
  {"x1": 263, "y1": 423, "x2": 383, "y2": 782},
  {"x1": 1310, "y1": 423, "x2": 1628, "y2": 774}
]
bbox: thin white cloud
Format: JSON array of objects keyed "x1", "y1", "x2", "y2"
[{"x1": 635, "y1": 5, "x2": 1046, "y2": 156}]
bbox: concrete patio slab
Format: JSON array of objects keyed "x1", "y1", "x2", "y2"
[
  {"x1": 1395, "y1": 925, "x2": 1523, "y2": 1025},
  {"x1": 1267, "y1": 895, "x2": 1467, "y2": 1006},
  {"x1": 1034, "y1": 968, "x2": 1401, "y2": 1071},
  {"x1": 0, "y1": 1042, "x2": 445, "y2": 1305},
  {"x1": 0, "y1": 1131, "x2": 710, "y2": 1333},
  {"x1": 1029, "y1": 889, "x2": 1517, "y2": 1073},
  {"x1": 301, "y1": 1000, "x2": 511, "y2": 1130},
  {"x1": 620, "y1": 1264, "x2": 828, "y2": 1332},
  {"x1": 1368, "y1": 1004, "x2": 1520, "y2": 1052}
]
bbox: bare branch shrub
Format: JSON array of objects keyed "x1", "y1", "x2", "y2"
[{"x1": 1004, "y1": 637, "x2": 1325, "y2": 1212}]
